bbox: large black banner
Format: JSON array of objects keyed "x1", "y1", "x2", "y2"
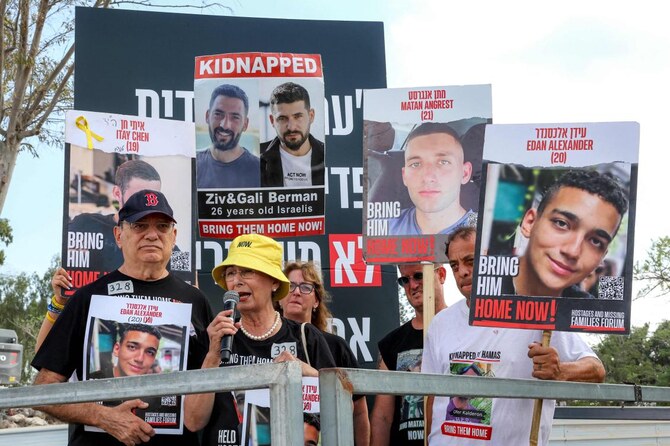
[{"x1": 74, "y1": 7, "x2": 395, "y2": 367}]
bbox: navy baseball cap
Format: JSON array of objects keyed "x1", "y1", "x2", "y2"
[{"x1": 118, "y1": 190, "x2": 176, "y2": 223}]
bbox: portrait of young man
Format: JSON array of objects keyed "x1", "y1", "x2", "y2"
[
  {"x1": 88, "y1": 323, "x2": 162, "y2": 379},
  {"x1": 388, "y1": 122, "x2": 478, "y2": 236},
  {"x1": 260, "y1": 81, "x2": 325, "y2": 187},
  {"x1": 196, "y1": 83, "x2": 261, "y2": 188},
  {"x1": 503, "y1": 169, "x2": 629, "y2": 298}
]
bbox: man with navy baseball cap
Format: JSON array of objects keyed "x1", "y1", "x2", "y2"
[
  {"x1": 32, "y1": 189, "x2": 213, "y2": 446},
  {"x1": 117, "y1": 189, "x2": 176, "y2": 224},
  {"x1": 114, "y1": 189, "x2": 178, "y2": 276}
]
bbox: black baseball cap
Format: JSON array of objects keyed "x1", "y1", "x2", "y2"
[{"x1": 118, "y1": 189, "x2": 176, "y2": 224}]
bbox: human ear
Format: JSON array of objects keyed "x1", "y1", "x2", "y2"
[
  {"x1": 520, "y1": 208, "x2": 537, "y2": 238},
  {"x1": 461, "y1": 162, "x2": 473, "y2": 184}
]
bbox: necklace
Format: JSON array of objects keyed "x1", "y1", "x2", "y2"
[{"x1": 240, "y1": 311, "x2": 281, "y2": 341}]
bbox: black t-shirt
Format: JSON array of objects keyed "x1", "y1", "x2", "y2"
[
  {"x1": 377, "y1": 320, "x2": 425, "y2": 446},
  {"x1": 323, "y1": 330, "x2": 359, "y2": 368},
  {"x1": 32, "y1": 270, "x2": 213, "y2": 446},
  {"x1": 201, "y1": 318, "x2": 335, "y2": 446}
]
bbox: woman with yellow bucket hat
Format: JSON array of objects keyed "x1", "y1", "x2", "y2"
[{"x1": 185, "y1": 234, "x2": 335, "y2": 444}]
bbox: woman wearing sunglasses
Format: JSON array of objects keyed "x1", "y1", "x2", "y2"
[{"x1": 279, "y1": 261, "x2": 370, "y2": 446}]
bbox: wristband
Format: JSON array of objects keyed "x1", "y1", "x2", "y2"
[
  {"x1": 47, "y1": 302, "x2": 62, "y2": 315},
  {"x1": 46, "y1": 311, "x2": 57, "y2": 324},
  {"x1": 51, "y1": 295, "x2": 66, "y2": 311}
]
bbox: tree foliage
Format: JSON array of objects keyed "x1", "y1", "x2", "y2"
[
  {"x1": 1, "y1": 0, "x2": 83, "y2": 212},
  {"x1": 0, "y1": 217, "x2": 12, "y2": 265},
  {"x1": 594, "y1": 321, "x2": 670, "y2": 390},
  {"x1": 0, "y1": 256, "x2": 56, "y2": 384},
  {"x1": 634, "y1": 236, "x2": 670, "y2": 299}
]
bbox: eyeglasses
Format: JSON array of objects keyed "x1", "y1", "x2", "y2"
[
  {"x1": 289, "y1": 282, "x2": 315, "y2": 294},
  {"x1": 224, "y1": 268, "x2": 256, "y2": 282},
  {"x1": 397, "y1": 268, "x2": 439, "y2": 286},
  {"x1": 124, "y1": 221, "x2": 174, "y2": 234}
]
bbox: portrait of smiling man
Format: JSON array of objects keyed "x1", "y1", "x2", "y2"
[
  {"x1": 388, "y1": 122, "x2": 478, "y2": 236},
  {"x1": 510, "y1": 169, "x2": 629, "y2": 298},
  {"x1": 88, "y1": 323, "x2": 162, "y2": 379},
  {"x1": 113, "y1": 324, "x2": 161, "y2": 377},
  {"x1": 196, "y1": 83, "x2": 261, "y2": 188}
]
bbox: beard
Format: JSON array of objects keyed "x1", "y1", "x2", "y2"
[
  {"x1": 210, "y1": 127, "x2": 242, "y2": 152},
  {"x1": 280, "y1": 130, "x2": 309, "y2": 151}
]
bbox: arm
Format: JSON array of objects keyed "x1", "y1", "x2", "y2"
[
  {"x1": 528, "y1": 342, "x2": 606, "y2": 382},
  {"x1": 425, "y1": 395, "x2": 434, "y2": 439},
  {"x1": 33, "y1": 368, "x2": 154, "y2": 446},
  {"x1": 273, "y1": 350, "x2": 319, "y2": 377},
  {"x1": 35, "y1": 268, "x2": 72, "y2": 352},
  {"x1": 183, "y1": 309, "x2": 238, "y2": 431},
  {"x1": 353, "y1": 396, "x2": 370, "y2": 446},
  {"x1": 370, "y1": 357, "x2": 394, "y2": 446}
]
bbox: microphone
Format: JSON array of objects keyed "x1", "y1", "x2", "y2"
[{"x1": 220, "y1": 290, "x2": 240, "y2": 363}]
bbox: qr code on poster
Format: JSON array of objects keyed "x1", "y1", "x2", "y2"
[
  {"x1": 598, "y1": 276, "x2": 624, "y2": 300},
  {"x1": 170, "y1": 251, "x2": 190, "y2": 271},
  {"x1": 161, "y1": 395, "x2": 177, "y2": 406}
]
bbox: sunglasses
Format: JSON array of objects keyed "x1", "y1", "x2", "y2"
[
  {"x1": 397, "y1": 272, "x2": 425, "y2": 286},
  {"x1": 397, "y1": 268, "x2": 440, "y2": 286}
]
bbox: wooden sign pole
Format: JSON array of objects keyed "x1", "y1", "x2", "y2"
[
  {"x1": 529, "y1": 330, "x2": 552, "y2": 446},
  {"x1": 422, "y1": 262, "x2": 435, "y2": 446},
  {"x1": 422, "y1": 262, "x2": 435, "y2": 331}
]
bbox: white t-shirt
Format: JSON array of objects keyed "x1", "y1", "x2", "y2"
[
  {"x1": 280, "y1": 148, "x2": 312, "y2": 187},
  {"x1": 422, "y1": 299, "x2": 598, "y2": 446}
]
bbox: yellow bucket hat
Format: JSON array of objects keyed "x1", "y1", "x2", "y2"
[{"x1": 211, "y1": 234, "x2": 290, "y2": 301}]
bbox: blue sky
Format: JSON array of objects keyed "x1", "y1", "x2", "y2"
[{"x1": 2, "y1": 0, "x2": 669, "y2": 328}]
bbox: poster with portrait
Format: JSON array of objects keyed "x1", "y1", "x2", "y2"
[
  {"x1": 437, "y1": 361, "x2": 494, "y2": 441},
  {"x1": 62, "y1": 110, "x2": 196, "y2": 296},
  {"x1": 194, "y1": 52, "x2": 326, "y2": 239},
  {"x1": 83, "y1": 294, "x2": 192, "y2": 434},
  {"x1": 470, "y1": 122, "x2": 639, "y2": 334},
  {"x1": 240, "y1": 377, "x2": 321, "y2": 446},
  {"x1": 362, "y1": 85, "x2": 491, "y2": 264}
]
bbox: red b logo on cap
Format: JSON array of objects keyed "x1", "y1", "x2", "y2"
[{"x1": 145, "y1": 192, "x2": 159, "y2": 207}]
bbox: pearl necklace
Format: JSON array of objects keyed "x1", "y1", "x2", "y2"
[{"x1": 240, "y1": 311, "x2": 281, "y2": 341}]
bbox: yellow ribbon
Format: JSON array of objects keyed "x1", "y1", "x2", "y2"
[{"x1": 75, "y1": 116, "x2": 104, "y2": 150}]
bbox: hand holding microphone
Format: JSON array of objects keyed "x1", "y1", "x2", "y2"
[{"x1": 220, "y1": 290, "x2": 240, "y2": 363}]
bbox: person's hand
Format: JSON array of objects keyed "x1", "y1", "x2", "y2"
[
  {"x1": 206, "y1": 309, "x2": 239, "y2": 354},
  {"x1": 98, "y1": 399, "x2": 155, "y2": 446},
  {"x1": 51, "y1": 267, "x2": 72, "y2": 299},
  {"x1": 273, "y1": 350, "x2": 318, "y2": 377},
  {"x1": 528, "y1": 342, "x2": 561, "y2": 380}
]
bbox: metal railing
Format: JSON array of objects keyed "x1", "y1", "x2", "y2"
[
  {"x1": 0, "y1": 362, "x2": 303, "y2": 446},
  {"x1": 319, "y1": 368, "x2": 670, "y2": 445},
  {"x1": 4, "y1": 364, "x2": 670, "y2": 445}
]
